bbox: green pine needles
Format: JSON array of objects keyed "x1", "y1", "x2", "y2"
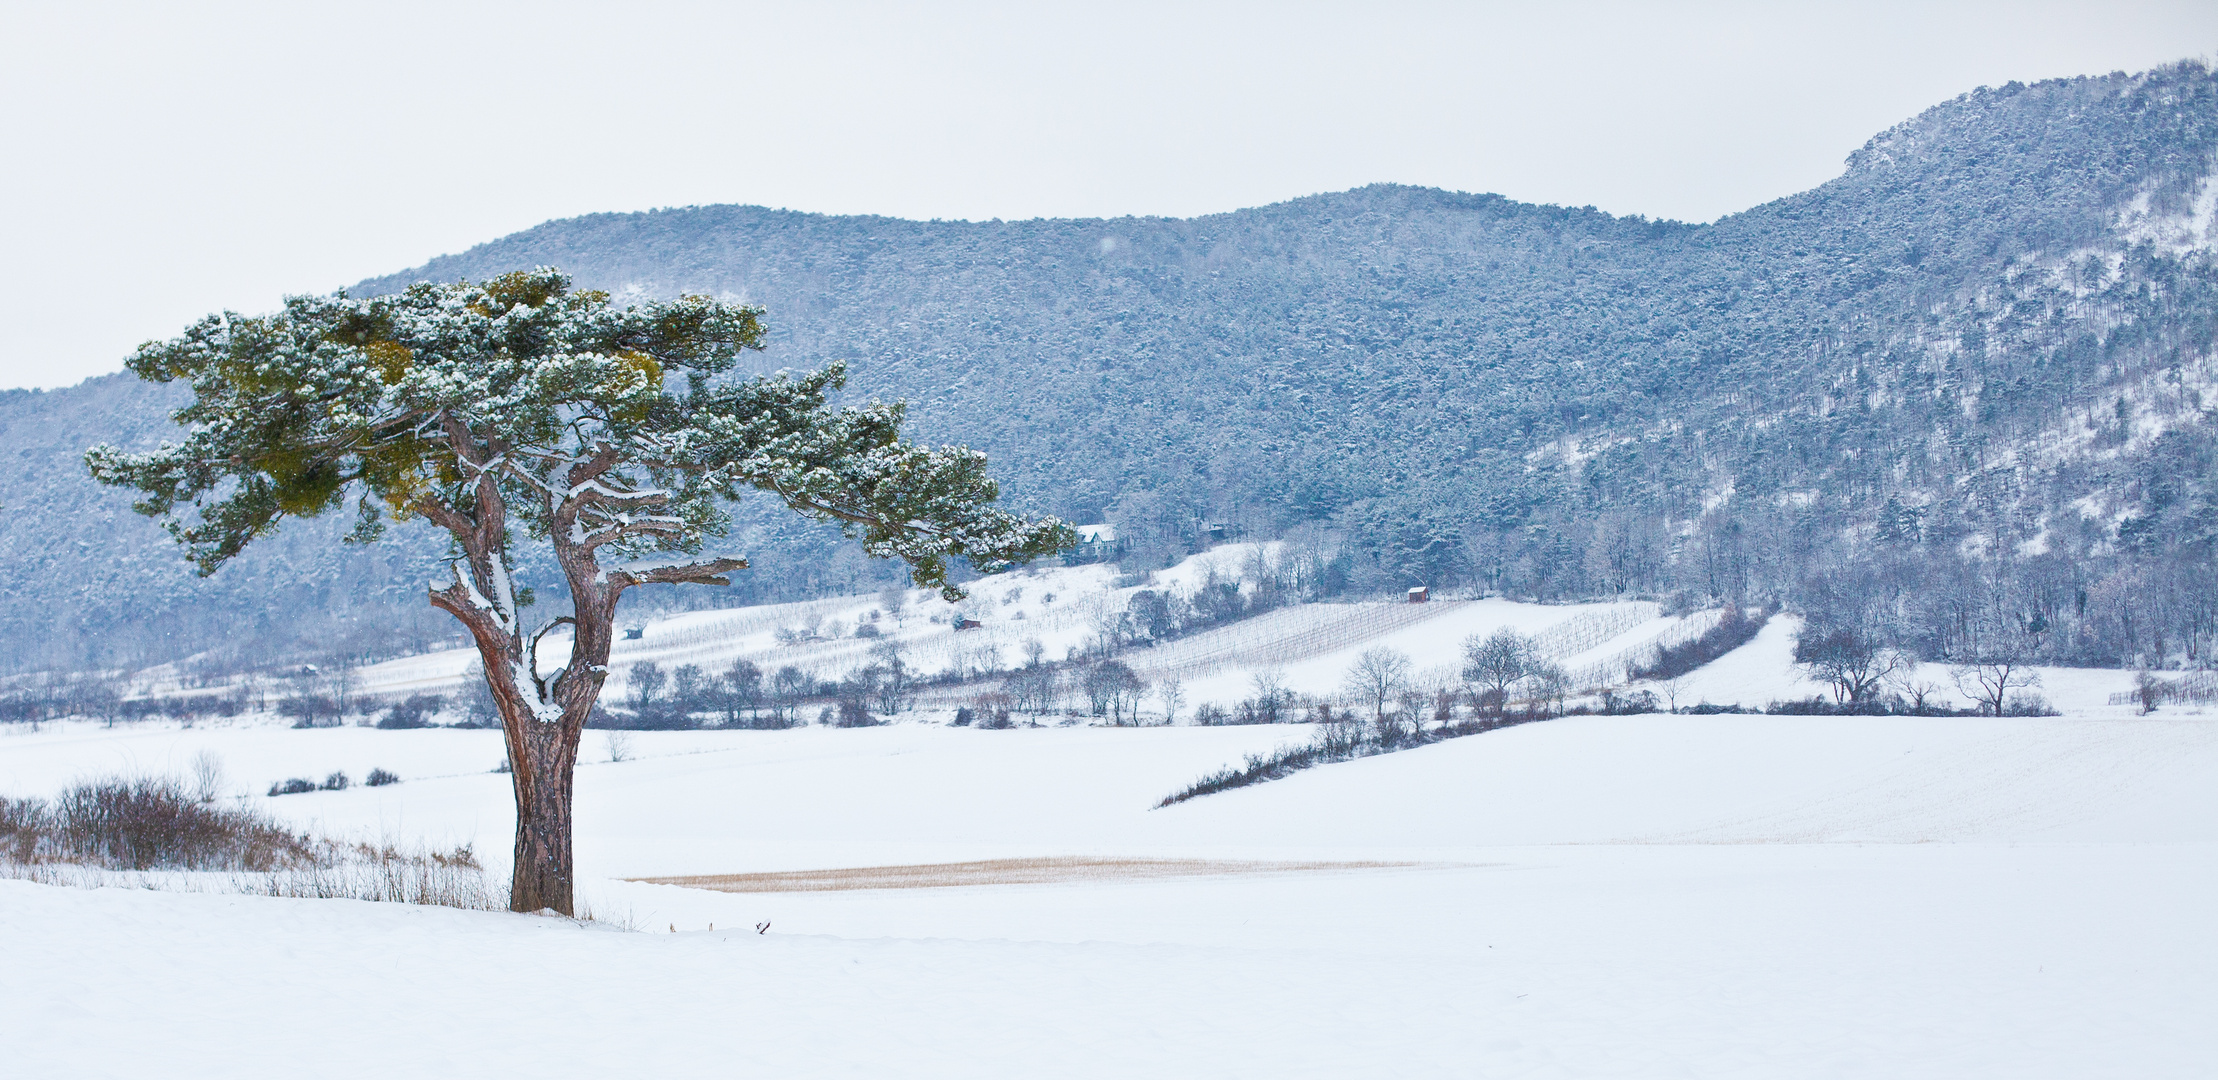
[
  {"x1": 86, "y1": 267, "x2": 1071, "y2": 913},
  {"x1": 88, "y1": 267, "x2": 1067, "y2": 593}
]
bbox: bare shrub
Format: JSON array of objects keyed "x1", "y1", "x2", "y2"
[
  {"x1": 190, "y1": 750, "x2": 225, "y2": 802},
  {"x1": 1235, "y1": 670, "x2": 1296, "y2": 725},
  {"x1": 4, "y1": 774, "x2": 500, "y2": 913},
  {"x1": 1631, "y1": 604, "x2": 1768, "y2": 682},
  {"x1": 377, "y1": 693, "x2": 448, "y2": 729},
  {"x1": 279, "y1": 692, "x2": 343, "y2": 728},
  {"x1": 2135, "y1": 670, "x2": 2165, "y2": 714},
  {"x1": 2, "y1": 796, "x2": 41, "y2": 863},
  {"x1": 1312, "y1": 704, "x2": 1367, "y2": 756},
  {"x1": 1157, "y1": 743, "x2": 1324, "y2": 806},
  {"x1": 254, "y1": 842, "x2": 495, "y2": 909},
  {"x1": 365, "y1": 768, "x2": 401, "y2": 787},
  {"x1": 963, "y1": 691, "x2": 1015, "y2": 729},
  {"x1": 835, "y1": 699, "x2": 877, "y2": 727},
  {"x1": 1161, "y1": 685, "x2": 1575, "y2": 807},
  {"x1": 19, "y1": 776, "x2": 317, "y2": 871}
]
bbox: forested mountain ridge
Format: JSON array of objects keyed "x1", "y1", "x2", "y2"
[{"x1": 3, "y1": 60, "x2": 2213, "y2": 674}]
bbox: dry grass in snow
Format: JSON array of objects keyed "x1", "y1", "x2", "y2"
[{"x1": 635, "y1": 855, "x2": 1421, "y2": 892}]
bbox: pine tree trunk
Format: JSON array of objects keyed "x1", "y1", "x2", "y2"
[
  {"x1": 506, "y1": 717, "x2": 580, "y2": 914},
  {"x1": 422, "y1": 444, "x2": 743, "y2": 917}
]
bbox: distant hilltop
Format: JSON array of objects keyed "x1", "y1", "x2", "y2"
[{"x1": 3, "y1": 60, "x2": 2213, "y2": 675}]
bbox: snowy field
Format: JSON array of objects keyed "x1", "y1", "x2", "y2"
[{"x1": 5, "y1": 662, "x2": 2215, "y2": 1077}]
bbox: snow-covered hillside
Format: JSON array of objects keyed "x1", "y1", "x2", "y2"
[{"x1": 337, "y1": 543, "x2": 1743, "y2": 713}]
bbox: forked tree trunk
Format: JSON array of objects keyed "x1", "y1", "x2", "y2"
[
  {"x1": 423, "y1": 434, "x2": 744, "y2": 917},
  {"x1": 462, "y1": 612, "x2": 596, "y2": 916}
]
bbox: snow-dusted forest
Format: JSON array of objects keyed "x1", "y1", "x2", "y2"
[{"x1": 7, "y1": 64, "x2": 2218, "y2": 687}]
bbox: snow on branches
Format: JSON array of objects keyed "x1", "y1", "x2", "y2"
[
  {"x1": 84, "y1": 267, "x2": 1072, "y2": 598},
  {"x1": 88, "y1": 268, "x2": 1072, "y2": 913}
]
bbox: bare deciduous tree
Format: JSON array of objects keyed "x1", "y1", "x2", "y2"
[
  {"x1": 1006, "y1": 665, "x2": 1060, "y2": 716},
  {"x1": 1951, "y1": 661, "x2": 2041, "y2": 717},
  {"x1": 1461, "y1": 629, "x2": 1532, "y2": 713},
  {"x1": 1888, "y1": 668, "x2": 1948, "y2": 714},
  {"x1": 1157, "y1": 677, "x2": 1186, "y2": 726},
  {"x1": 1795, "y1": 627, "x2": 1907, "y2": 707},
  {"x1": 1527, "y1": 662, "x2": 1570, "y2": 716},
  {"x1": 1343, "y1": 647, "x2": 1413, "y2": 721}
]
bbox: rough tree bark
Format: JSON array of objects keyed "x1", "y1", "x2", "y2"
[{"x1": 419, "y1": 426, "x2": 741, "y2": 915}]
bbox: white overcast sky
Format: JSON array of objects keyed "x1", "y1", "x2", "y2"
[{"x1": 2, "y1": 1, "x2": 2212, "y2": 390}]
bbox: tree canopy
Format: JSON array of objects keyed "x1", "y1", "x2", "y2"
[{"x1": 87, "y1": 268, "x2": 1067, "y2": 597}]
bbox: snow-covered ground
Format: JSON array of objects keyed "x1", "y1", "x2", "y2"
[
  {"x1": 10, "y1": 838, "x2": 2209, "y2": 1079},
  {"x1": 6, "y1": 675, "x2": 2215, "y2": 1077},
  {"x1": 7, "y1": 568, "x2": 2213, "y2": 1077}
]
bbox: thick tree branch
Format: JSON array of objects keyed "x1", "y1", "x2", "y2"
[
  {"x1": 528, "y1": 615, "x2": 577, "y2": 695},
  {"x1": 607, "y1": 555, "x2": 750, "y2": 589}
]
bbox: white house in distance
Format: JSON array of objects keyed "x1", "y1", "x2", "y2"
[{"x1": 1065, "y1": 523, "x2": 1121, "y2": 564}]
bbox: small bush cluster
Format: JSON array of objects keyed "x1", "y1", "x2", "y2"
[
  {"x1": 1157, "y1": 705, "x2": 1544, "y2": 808},
  {"x1": 959, "y1": 692, "x2": 1016, "y2": 729},
  {"x1": 1595, "y1": 688, "x2": 1661, "y2": 715},
  {"x1": 5, "y1": 777, "x2": 317, "y2": 871},
  {"x1": 267, "y1": 771, "x2": 363, "y2": 796},
  {"x1": 4, "y1": 773, "x2": 498, "y2": 912},
  {"x1": 1631, "y1": 605, "x2": 1770, "y2": 682},
  {"x1": 1762, "y1": 697, "x2": 1984, "y2": 717},
  {"x1": 375, "y1": 694, "x2": 447, "y2": 729}
]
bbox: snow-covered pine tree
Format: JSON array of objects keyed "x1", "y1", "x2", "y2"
[{"x1": 86, "y1": 268, "x2": 1072, "y2": 913}]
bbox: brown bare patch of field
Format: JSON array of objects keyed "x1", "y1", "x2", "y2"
[{"x1": 633, "y1": 856, "x2": 1425, "y2": 893}]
